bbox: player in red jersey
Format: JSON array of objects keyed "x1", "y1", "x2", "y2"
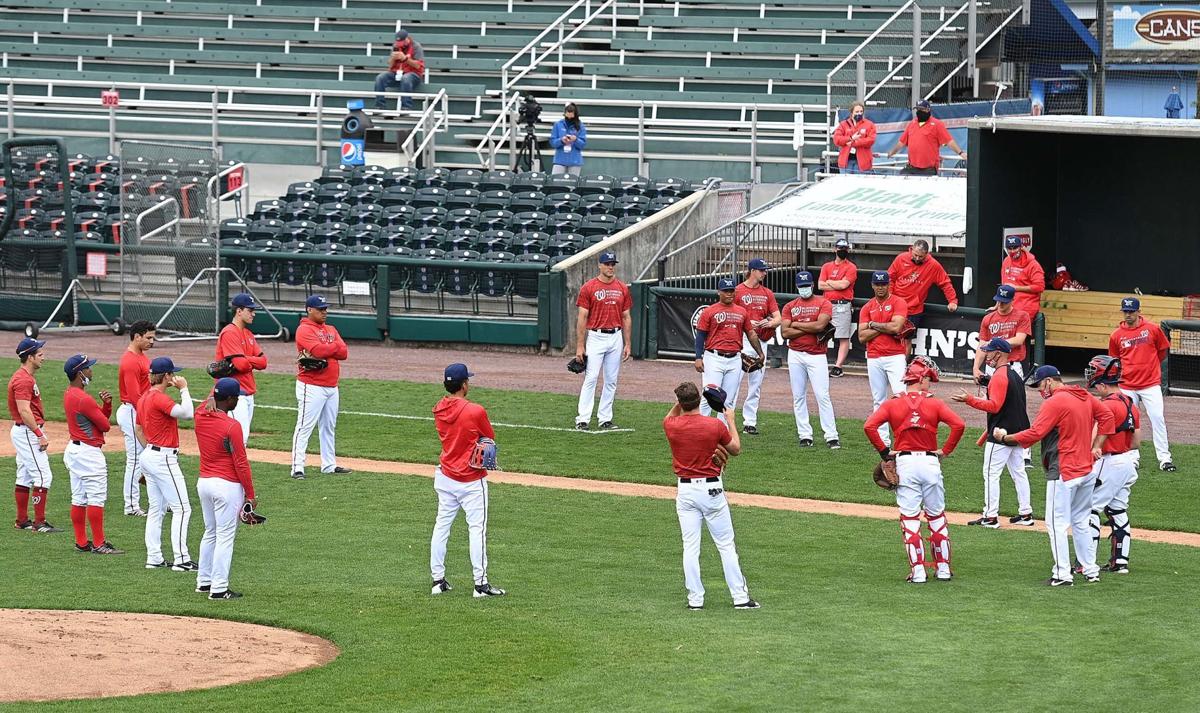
[
  {"x1": 290, "y1": 294, "x2": 351, "y2": 480},
  {"x1": 780, "y1": 270, "x2": 840, "y2": 448},
  {"x1": 859, "y1": 271, "x2": 908, "y2": 445},
  {"x1": 215, "y1": 292, "x2": 268, "y2": 441},
  {"x1": 574, "y1": 250, "x2": 633, "y2": 431},
  {"x1": 117, "y1": 319, "x2": 156, "y2": 516},
  {"x1": 1000, "y1": 235, "x2": 1045, "y2": 322},
  {"x1": 818, "y1": 237, "x2": 857, "y2": 377},
  {"x1": 864, "y1": 358, "x2": 965, "y2": 583},
  {"x1": 136, "y1": 357, "x2": 196, "y2": 570},
  {"x1": 733, "y1": 258, "x2": 781, "y2": 435},
  {"x1": 975, "y1": 285, "x2": 1032, "y2": 379},
  {"x1": 62, "y1": 354, "x2": 123, "y2": 554},
  {"x1": 694, "y1": 277, "x2": 764, "y2": 422},
  {"x1": 1082, "y1": 356, "x2": 1140, "y2": 575},
  {"x1": 887, "y1": 239, "x2": 957, "y2": 353},
  {"x1": 9, "y1": 337, "x2": 58, "y2": 533},
  {"x1": 1108, "y1": 296, "x2": 1174, "y2": 472}
]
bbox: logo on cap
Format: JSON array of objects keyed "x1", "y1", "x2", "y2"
[
  {"x1": 16, "y1": 337, "x2": 44, "y2": 357},
  {"x1": 1121, "y1": 297, "x2": 1140, "y2": 312},
  {"x1": 1004, "y1": 235, "x2": 1023, "y2": 249},
  {"x1": 748, "y1": 258, "x2": 769, "y2": 271},
  {"x1": 795, "y1": 270, "x2": 814, "y2": 287},
  {"x1": 834, "y1": 238, "x2": 850, "y2": 249},
  {"x1": 717, "y1": 277, "x2": 736, "y2": 291},
  {"x1": 980, "y1": 337, "x2": 1012, "y2": 353},
  {"x1": 231, "y1": 293, "x2": 260, "y2": 310},
  {"x1": 444, "y1": 363, "x2": 474, "y2": 382},
  {"x1": 994, "y1": 284, "x2": 1015, "y2": 303},
  {"x1": 871, "y1": 271, "x2": 890, "y2": 285},
  {"x1": 599, "y1": 251, "x2": 618, "y2": 264},
  {"x1": 306, "y1": 294, "x2": 330, "y2": 309}
]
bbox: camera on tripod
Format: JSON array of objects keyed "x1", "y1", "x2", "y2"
[{"x1": 518, "y1": 95, "x2": 542, "y2": 129}]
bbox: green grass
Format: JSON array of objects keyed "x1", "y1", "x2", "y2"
[
  {"x1": 5, "y1": 454, "x2": 1200, "y2": 711},
  {"x1": 8, "y1": 358, "x2": 1198, "y2": 533}
]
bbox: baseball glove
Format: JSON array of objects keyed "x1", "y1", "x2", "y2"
[
  {"x1": 740, "y1": 353, "x2": 764, "y2": 373},
  {"x1": 975, "y1": 373, "x2": 990, "y2": 387},
  {"x1": 240, "y1": 499, "x2": 266, "y2": 526},
  {"x1": 207, "y1": 356, "x2": 239, "y2": 379},
  {"x1": 297, "y1": 349, "x2": 328, "y2": 372},
  {"x1": 873, "y1": 459, "x2": 899, "y2": 490},
  {"x1": 566, "y1": 355, "x2": 587, "y2": 374},
  {"x1": 469, "y1": 437, "x2": 499, "y2": 470},
  {"x1": 712, "y1": 443, "x2": 730, "y2": 468},
  {"x1": 816, "y1": 324, "x2": 837, "y2": 344},
  {"x1": 702, "y1": 384, "x2": 727, "y2": 413},
  {"x1": 899, "y1": 319, "x2": 918, "y2": 340}
]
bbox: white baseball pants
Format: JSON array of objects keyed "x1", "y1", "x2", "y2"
[
  {"x1": 739, "y1": 335, "x2": 766, "y2": 427},
  {"x1": 867, "y1": 355, "x2": 906, "y2": 444},
  {"x1": 1091, "y1": 452, "x2": 1138, "y2": 512},
  {"x1": 1122, "y1": 385, "x2": 1171, "y2": 465},
  {"x1": 984, "y1": 363, "x2": 1031, "y2": 462},
  {"x1": 981, "y1": 441, "x2": 1032, "y2": 518},
  {"x1": 1045, "y1": 473, "x2": 1098, "y2": 582},
  {"x1": 787, "y1": 350, "x2": 838, "y2": 442},
  {"x1": 430, "y1": 468, "x2": 491, "y2": 585},
  {"x1": 231, "y1": 394, "x2": 256, "y2": 443},
  {"x1": 64, "y1": 442, "x2": 107, "y2": 507},
  {"x1": 142, "y1": 447, "x2": 193, "y2": 566},
  {"x1": 895, "y1": 454, "x2": 946, "y2": 517},
  {"x1": 116, "y1": 403, "x2": 144, "y2": 512},
  {"x1": 576, "y1": 330, "x2": 623, "y2": 425},
  {"x1": 11, "y1": 424, "x2": 52, "y2": 489},
  {"x1": 699, "y1": 352, "x2": 743, "y2": 424},
  {"x1": 676, "y1": 477, "x2": 750, "y2": 607},
  {"x1": 197, "y1": 477, "x2": 243, "y2": 594},
  {"x1": 291, "y1": 382, "x2": 340, "y2": 474}
]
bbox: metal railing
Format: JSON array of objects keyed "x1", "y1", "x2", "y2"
[
  {"x1": 633, "y1": 177, "x2": 722, "y2": 282},
  {"x1": 924, "y1": 5, "x2": 1023, "y2": 101},
  {"x1": 401, "y1": 88, "x2": 449, "y2": 167},
  {"x1": 864, "y1": 1, "x2": 969, "y2": 104},
  {"x1": 475, "y1": 91, "x2": 524, "y2": 170},
  {"x1": 824, "y1": 0, "x2": 916, "y2": 132}
]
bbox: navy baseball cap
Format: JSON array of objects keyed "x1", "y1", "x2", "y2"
[
  {"x1": 231, "y1": 293, "x2": 260, "y2": 310},
  {"x1": 994, "y1": 284, "x2": 1016, "y2": 303},
  {"x1": 149, "y1": 356, "x2": 183, "y2": 374},
  {"x1": 795, "y1": 270, "x2": 815, "y2": 288},
  {"x1": 64, "y1": 353, "x2": 98, "y2": 378},
  {"x1": 980, "y1": 337, "x2": 1011, "y2": 354},
  {"x1": 306, "y1": 294, "x2": 330, "y2": 309},
  {"x1": 748, "y1": 258, "x2": 769, "y2": 271},
  {"x1": 835, "y1": 238, "x2": 850, "y2": 249},
  {"x1": 213, "y1": 377, "x2": 242, "y2": 399},
  {"x1": 1026, "y1": 364, "x2": 1061, "y2": 387},
  {"x1": 599, "y1": 251, "x2": 618, "y2": 264},
  {"x1": 915, "y1": 100, "x2": 932, "y2": 110},
  {"x1": 395, "y1": 30, "x2": 410, "y2": 41},
  {"x1": 15, "y1": 337, "x2": 45, "y2": 357},
  {"x1": 717, "y1": 277, "x2": 736, "y2": 291},
  {"x1": 444, "y1": 363, "x2": 474, "y2": 382},
  {"x1": 1004, "y1": 235, "x2": 1023, "y2": 249},
  {"x1": 871, "y1": 270, "x2": 890, "y2": 285},
  {"x1": 1121, "y1": 297, "x2": 1140, "y2": 312}
]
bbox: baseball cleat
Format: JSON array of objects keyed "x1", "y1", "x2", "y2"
[
  {"x1": 171, "y1": 560, "x2": 199, "y2": 572},
  {"x1": 741, "y1": 424, "x2": 759, "y2": 435},
  {"x1": 473, "y1": 583, "x2": 506, "y2": 598},
  {"x1": 196, "y1": 584, "x2": 211, "y2": 593},
  {"x1": 14, "y1": 519, "x2": 33, "y2": 531},
  {"x1": 125, "y1": 508, "x2": 147, "y2": 517},
  {"x1": 74, "y1": 542, "x2": 94, "y2": 553},
  {"x1": 431, "y1": 579, "x2": 453, "y2": 595},
  {"x1": 798, "y1": 438, "x2": 814, "y2": 448},
  {"x1": 829, "y1": 366, "x2": 845, "y2": 378},
  {"x1": 906, "y1": 574, "x2": 927, "y2": 584},
  {"x1": 733, "y1": 599, "x2": 761, "y2": 609},
  {"x1": 1160, "y1": 461, "x2": 1177, "y2": 472},
  {"x1": 687, "y1": 603, "x2": 704, "y2": 610},
  {"x1": 574, "y1": 422, "x2": 589, "y2": 431},
  {"x1": 291, "y1": 471, "x2": 306, "y2": 480},
  {"x1": 209, "y1": 590, "x2": 243, "y2": 600},
  {"x1": 32, "y1": 521, "x2": 62, "y2": 533},
  {"x1": 92, "y1": 542, "x2": 125, "y2": 555},
  {"x1": 146, "y1": 560, "x2": 169, "y2": 569},
  {"x1": 331, "y1": 466, "x2": 354, "y2": 474},
  {"x1": 1009, "y1": 513, "x2": 1035, "y2": 526},
  {"x1": 967, "y1": 516, "x2": 1000, "y2": 529},
  {"x1": 1085, "y1": 573, "x2": 1101, "y2": 583},
  {"x1": 827, "y1": 439, "x2": 841, "y2": 450},
  {"x1": 598, "y1": 421, "x2": 618, "y2": 430},
  {"x1": 1024, "y1": 458, "x2": 1034, "y2": 469},
  {"x1": 1101, "y1": 562, "x2": 1130, "y2": 574},
  {"x1": 1045, "y1": 578, "x2": 1073, "y2": 587}
]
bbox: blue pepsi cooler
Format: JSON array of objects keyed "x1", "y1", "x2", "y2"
[{"x1": 340, "y1": 100, "x2": 373, "y2": 167}]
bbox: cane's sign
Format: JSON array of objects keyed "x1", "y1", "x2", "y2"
[
  {"x1": 1114, "y1": 4, "x2": 1200, "y2": 50},
  {"x1": 1135, "y1": 8, "x2": 1200, "y2": 44}
]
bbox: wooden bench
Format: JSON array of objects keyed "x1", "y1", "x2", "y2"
[{"x1": 1041, "y1": 290, "x2": 1186, "y2": 351}]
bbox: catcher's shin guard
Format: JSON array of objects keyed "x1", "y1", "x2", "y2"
[
  {"x1": 1089, "y1": 510, "x2": 1103, "y2": 554},
  {"x1": 925, "y1": 511, "x2": 951, "y2": 567},
  {"x1": 1106, "y1": 506, "x2": 1131, "y2": 565},
  {"x1": 900, "y1": 514, "x2": 926, "y2": 568}
]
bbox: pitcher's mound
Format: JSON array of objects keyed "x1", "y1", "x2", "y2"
[{"x1": 0, "y1": 609, "x2": 339, "y2": 702}]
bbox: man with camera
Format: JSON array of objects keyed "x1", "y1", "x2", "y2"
[{"x1": 373, "y1": 30, "x2": 425, "y2": 111}]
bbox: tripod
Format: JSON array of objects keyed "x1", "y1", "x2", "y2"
[{"x1": 516, "y1": 122, "x2": 542, "y2": 172}]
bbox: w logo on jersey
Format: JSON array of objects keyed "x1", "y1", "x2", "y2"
[
  {"x1": 740, "y1": 295, "x2": 754, "y2": 305},
  {"x1": 32, "y1": 384, "x2": 40, "y2": 397},
  {"x1": 593, "y1": 289, "x2": 607, "y2": 301},
  {"x1": 715, "y1": 312, "x2": 728, "y2": 324}
]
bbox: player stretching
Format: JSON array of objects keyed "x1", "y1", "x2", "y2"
[
  {"x1": 664, "y1": 383, "x2": 759, "y2": 610},
  {"x1": 216, "y1": 293, "x2": 268, "y2": 442},
  {"x1": 63, "y1": 355, "x2": 123, "y2": 554},
  {"x1": 10, "y1": 337, "x2": 59, "y2": 533},
  {"x1": 864, "y1": 358, "x2": 965, "y2": 583},
  {"x1": 780, "y1": 270, "x2": 840, "y2": 448},
  {"x1": 952, "y1": 338, "x2": 1034, "y2": 528},
  {"x1": 1109, "y1": 297, "x2": 1174, "y2": 472},
  {"x1": 136, "y1": 357, "x2": 196, "y2": 571},
  {"x1": 992, "y1": 365, "x2": 1115, "y2": 586},
  {"x1": 1083, "y1": 356, "x2": 1140, "y2": 574},
  {"x1": 430, "y1": 363, "x2": 505, "y2": 598},
  {"x1": 573, "y1": 250, "x2": 632, "y2": 431},
  {"x1": 291, "y1": 295, "x2": 351, "y2": 480},
  {"x1": 695, "y1": 277, "x2": 764, "y2": 422},
  {"x1": 117, "y1": 320, "x2": 156, "y2": 516},
  {"x1": 734, "y1": 258, "x2": 781, "y2": 435}
]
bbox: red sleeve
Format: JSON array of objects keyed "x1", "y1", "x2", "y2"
[
  {"x1": 1108, "y1": 331, "x2": 1120, "y2": 358},
  {"x1": 331, "y1": 328, "x2": 349, "y2": 360},
  {"x1": 227, "y1": 421, "x2": 255, "y2": 500},
  {"x1": 717, "y1": 421, "x2": 732, "y2": 446},
  {"x1": 476, "y1": 405, "x2": 495, "y2": 440},
  {"x1": 965, "y1": 368, "x2": 1008, "y2": 414},
  {"x1": 119, "y1": 367, "x2": 139, "y2": 403},
  {"x1": 861, "y1": 120, "x2": 877, "y2": 147},
  {"x1": 408, "y1": 56, "x2": 425, "y2": 76},
  {"x1": 575, "y1": 284, "x2": 592, "y2": 309},
  {"x1": 81, "y1": 398, "x2": 112, "y2": 433},
  {"x1": 1093, "y1": 396, "x2": 1116, "y2": 436},
  {"x1": 1012, "y1": 399, "x2": 1061, "y2": 447},
  {"x1": 622, "y1": 284, "x2": 633, "y2": 313},
  {"x1": 696, "y1": 306, "x2": 712, "y2": 332},
  {"x1": 1016, "y1": 311, "x2": 1032, "y2": 336},
  {"x1": 899, "y1": 123, "x2": 912, "y2": 146},
  {"x1": 11, "y1": 379, "x2": 32, "y2": 402},
  {"x1": 887, "y1": 253, "x2": 903, "y2": 281},
  {"x1": 937, "y1": 121, "x2": 952, "y2": 144},
  {"x1": 101, "y1": 399, "x2": 113, "y2": 420},
  {"x1": 1027, "y1": 260, "x2": 1045, "y2": 294},
  {"x1": 298, "y1": 325, "x2": 347, "y2": 360},
  {"x1": 1155, "y1": 325, "x2": 1170, "y2": 362},
  {"x1": 767, "y1": 291, "x2": 780, "y2": 315},
  {"x1": 818, "y1": 263, "x2": 832, "y2": 282},
  {"x1": 820, "y1": 301, "x2": 833, "y2": 317},
  {"x1": 218, "y1": 329, "x2": 253, "y2": 373},
  {"x1": 935, "y1": 261, "x2": 957, "y2": 303},
  {"x1": 863, "y1": 402, "x2": 892, "y2": 452},
  {"x1": 833, "y1": 121, "x2": 850, "y2": 147},
  {"x1": 939, "y1": 402, "x2": 966, "y2": 455},
  {"x1": 245, "y1": 352, "x2": 268, "y2": 370}
]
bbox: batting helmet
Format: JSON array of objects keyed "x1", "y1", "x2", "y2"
[
  {"x1": 1084, "y1": 354, "x2": 1122, "y2": 388},
  {"x1": 902, "y1": 355, "x2": 941, "y2": 384}
]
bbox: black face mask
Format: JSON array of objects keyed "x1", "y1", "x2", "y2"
[
  {"x1": 916, "y1": 110, "x2": 931, "y2": 122},
  {"x1": 835, "y1": 250, "x2": 849, "y2": 259},
  {"x1": 852, "y1": 113, "x2": 864, "y2": 121}
]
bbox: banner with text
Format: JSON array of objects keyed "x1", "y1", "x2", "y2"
[{"x1": 1114, "y1": 5, "x2": 1200, "y2": 50}]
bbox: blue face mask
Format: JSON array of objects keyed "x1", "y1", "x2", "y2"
[{"x1": 798, "y1": 286, "x2": 814, "y2": 299}]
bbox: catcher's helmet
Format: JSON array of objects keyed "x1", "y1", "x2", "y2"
[
  {"x1": 902, "y1": 355, "x2": 941, "y2": 384},
  {"x1": 1084, "y1": 354, "x2": 1122, "y2": 388}
]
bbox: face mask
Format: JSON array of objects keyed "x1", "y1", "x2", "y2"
[
  {"x1": 798, "y1": 287, "x2": 814, "y2": 299},
  {"x1": 853, "y1": 112, "x2": 864, "y2": 121},
  {"x1": 916, "y1": 110, "x2": 931, "y2": 122},
  {"x1": 80, "y1": 375, "x2": 90, "y2": 387},
  {"x1": 835, "y1": 249, "x2": 849, "y2": 259},
  {"x1": 1039, "y1": 383, "x2": 1053, "y2": 400}
]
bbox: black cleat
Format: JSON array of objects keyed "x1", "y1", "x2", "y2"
[
  {"x1": 1161, "y1": 461, "x2": 1178, "y2": 472},
  {"x1": 687, "y1": 603, "x2": 704, "y2": 610},
  {"x1": 827, "y1": 439, "x2": 841, "y2": 450},
  {"x1": 574, "y1": 422, "x2": 589, "y2": 431},
  {"x1": 74, "y1": 542, "x2": 94, "y2": 553},
  {"x1": 196, "y1": 584, "x2": 211, "y2": 593},
  {"x1": 92, "y1": 542, "x2": 125, "y2": 555},
  {"x1": 291, "y1": 471, "x2": 306, "y2": 480},
  {"x1": 1009, "y1": 513, "x2": 1035, "y2": 526},
  {"x1": 742, "y1": 425, "x2": 759, "y2": 435},
  {"x1": 798, "y1": 438, "x2": 814, "y2": 448},
  {"x1": 33, "y1": 521, "x2": 62, "y2": 533},
  {"x1": 209, "y1": 590, "x2": 243, "y2": 600},
  {"x1": 431, "y1": 579, "x2": 453, "y2": 595},
  {"x1": 14, "y1": 519, "x2": 33, "y2": 531},
  {"x1": 598, "y1": 421, "x2": 618, "y2": 430},
  {"x1": 829, "y1": 366, "x2": 845, "y2": 378},
  {"x1": 967, "y1": 516, "x2": 1001, "y2": 529},
  {"x1": 1101, "y1": 562, "x2": 1130, "y2": 574},
  {"x1": 146, "y1": 561, "x2": 169, "y2": 569},
  {"x1": 172, "y1": 560, "x2": 199, "y2": 572},
  {"x1": 331, "y1": 466, "x2": 354, "y2": 474},
  {"x1": 473, "y1": 582, "x2": 506, "y2": 598},
  {"x1": 1045, "y1": 578, "x2": 1073, "y2": 587},
  {"x1": 733, "y1": 599, "x2": 761, "y2": 609}
]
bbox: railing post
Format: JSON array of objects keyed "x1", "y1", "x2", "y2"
[
  {"x1": 6, "y1": 82, "x2": 13, "y2": 140},
  {"x1": 855, "y1": 54, "x2": 866, "y2": 100},
  {"x1": 968, "y1": 0, "x2": 978, "y2": 99},
  {"x1": 108, "y1": 87, "x2": 117, "y2": 154},
  {"x1": 315, "y1": 92, "x2": 324, "y2": 165},
  {"x1": 211, "y1": 89, "x2": 219, "y2": 157},
  {"x1": 750, "y1": 105, "x2": 760, "y2": 183},
  {"x1": 911, "y1": 3, "x2": 922, "y2": 107},
  {"x1": 507, "y1": 95, "x2": 518, "y2": 170},
  {"x1": 656, "y1": 257, "x2": 666, "y2": 284},
  {"x1": 637, "y1": 102, "x2": 647, "y2": 175}
]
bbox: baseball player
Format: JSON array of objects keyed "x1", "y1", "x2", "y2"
[
  {"x1": 818, "y1": 237, "x2": 857, "y2": 377},
  {"x1": 1082, "y1": 355, "x2": 1140, "y2": 575},
  {"x1": 694, "y1": 277, "x2": 764, "y2": 421},
  {"x1": 63, "y1": 355, "x2": 123, "y2": 554},
  {"x1": 216, "y1": 293, "x2": 268, "y2": 441},
  {"x1": 117, "y1": 319, "x2": 155, "y2": 517},
  {"x1": 1108, "y1": 297, "x2": 1174, "y2": 472},
  {"x1": 993, "y1": 365, "x2": 1115, "y2": 586},
  {"x1": 951, "y1": 338, "x2": 1033, "y2": 528},
  {"x1": 1000, "y1": 235, "x2": 1045, "y2": 326},
  {"x1": 664, "y1": 382, "x2": 759, "y2": 609},
  {"x1": 430, "y1": 363, "x2": 505, "y2": 598},
  {"x1": 858, "y1": 271, "x2": 908, "y2": 445},
  {"x1": 9, "y1": 337, "x2": 59, "y2": 534},
  {"x1": 887, "y1": 239, "x2": 958, "y2": 344},
  {"x1": 291, "y1": 294, "x2": 352, "y2": 480},
  {"x1": 974, "y1": 286, "x2": 1033, "y2": 467},
  {"x1": 734, "y1": 258, "x2": 781, "y2": 435},
  {"x1": 136, "y1": 357, "x2": 196, "y2": 571},
  {"x1": 574, "y1": 250, "x2": 632, "y2": 431},
  {"x1": 863, "y1": 358, "x2": 965, "y2": 583},
  {"x1": 196, "y1": 377, "x2": 257, "y2": 600},
  {"x1": 780, "y1": 270, "x2": 840, "y2": 448}
]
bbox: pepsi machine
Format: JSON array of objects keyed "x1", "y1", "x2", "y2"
[{"x1": 340, "y1": 99, "x2": 373, "y2": 167}]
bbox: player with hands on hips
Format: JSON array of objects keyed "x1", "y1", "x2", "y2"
[
  {"x1": 664, "y1": 382, "x2": 759, "y2": 610},
  {"x1": 574, "y1": 251, "x2": 632, "y2": 431},
  {"x1": 1108, "y1": 297, "x2": 1174, "y2": 472},
  {"x1": 818, "y1": 238, "x2": 857, "y2": 377},
  {"x1": 117, "y1": 320, "x2": 156, "y2": 517},
  {"x1": 291, "y1": 294, "x2": 352, "y2": 480},
  {"x1": 196, "y1": 378, "x2": 258, "y2": 600},
  {"x1": 864, "y1": 358, "x2": 966, "y2": 583},
  {"x1": 780, "y1": 270, "x2": 840, "y2": 449},
  {"x1": 216, "y1": 293, "x2": 268, "y2": 442},
  {"x1": 733, "y1": 258, "x2": 781, "y2": 435},
  {"x1": 1082, "y1": 356, "x2": 1140, "y2": 574},
  {"x1": 859, "y1": 271, "x2": 909, "y2": 446},
  {"x1": 9, "y1": 337, "x2": 59, "y2": 533},
  {"x1": 952, "y1": 338, "x2": 1033, "y2": 528},
  {"x1": 136, "y1": 357, "x2": 197, "y2": 571},
  {"x1": 63, "y1": 354, "x2": 123, "y2": 554},
  {"x1": 992, "y1": 365, "x2": 1116, "y2": 586},
  {"x1": 431, "y1": 364, "x2": 505, "y2": 598},
  {"x1": 694, "y1": 277, "x2": 764, "y2": 423}
]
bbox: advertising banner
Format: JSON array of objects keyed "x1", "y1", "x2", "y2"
[{"x1": 1114, "y1": 5, "x2": 1200, "y2": 50}]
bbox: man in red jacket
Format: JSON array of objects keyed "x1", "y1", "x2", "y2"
[
  {"x1": 373, "y1": 30, "x2": 425, "y2": 111},
  {"x1": 999, "y1": 235, "x2": 1045, "y2": 323},
  {"x1": 291, "y1": 295, "x2": 351, "y2": 480},
  {"x1": 832, "y1": 101, "x2": 876, "y2": 174},
  {"x1": 215, "y1": 293, "x2": 268, "y2": 442},
  {"x1": 1108, "y1": 297, "x2": 1174, "y2": 472},
  {"x1": 887, "y1": 239, "x2": 958, "y2": 339},
  {"x1": 993, "y1": 365, "x2": 1116, "y2": 586},
  {"x1": 430, "y1": 363, "x2": 505, "y2": 598},
  {"x1": 864, "y1": 358, "x2": 965, "y2": 583},
  {"x1": 62, "y1": 354, "x2": 123, "y2": 554}
]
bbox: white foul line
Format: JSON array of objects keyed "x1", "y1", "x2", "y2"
[{"x1": 252, "y1": 403, "x2": 635, "y2": 435}]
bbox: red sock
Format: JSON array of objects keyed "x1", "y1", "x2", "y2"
[
  {"x1": 14, "y1": 485, "x2": 30, "y2": 523},
  {"x1": 70, "y1": 505, "x2": 88, "y2": 547},
  {"x1": 32, "y1": 487, "x2": 48, "y2": 523},
  {"x1": 86, "y1": 505, "x2": 106, "y2": 546}
]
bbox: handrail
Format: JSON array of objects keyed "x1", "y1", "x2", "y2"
[
  {"x1": 401, "y1": 88, "x2": 448, "y2": 167},
  {"x1": 206, "y1": 161, "x2": 247, "y2": 202},
  {"x1": 500, "y1": 0, "x2": 622, "y2": 93},
  {"x1": 474, "y1": 91, "x2": 524, "y2": 169},
  {"x1": 134, "y1": 197, "x2": 180, "y2": 243},
  {"x1": 863, "y1": 1, "x2": 969, "y2": 103},
  {"x1": 924, "y1": 5, "x2": 1023, "y2": 100},
  {"x1": 633, "y1": 177, "x2": 721, "y2": 282}
]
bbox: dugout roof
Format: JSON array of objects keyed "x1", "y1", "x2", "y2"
[{"x1": 967, "y1": 114, "x2": 1200, "y2": 138}]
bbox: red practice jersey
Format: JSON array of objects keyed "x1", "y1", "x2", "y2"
[
  {"x1": 818, "y1": 259, "x2": 857, "y2": 302},
  {"x1": 136, "y1": 389, "x2": 181, "y2": 449},
  {"x1": 860, "y1": 295, "x2": 908, "y2": 358},
  {"x1": 1000, "y1": 251, "x2": 1045, "y2": 317},
  {"x1": 433, "y1": 396, "x2": 495, "y2": 483},
  {"x1": 733, "y1": 282, "x2": 780, "y2": 341},
  {"x1": 979, "y1": 308, "x2": 1032, "y2": 364},
  {"x1": 216, "y1": 323, "x2": 268, "y2": 395},
  {"x1": 899, "y1": 116, "x2": 953, "y2": 169},
  {"x1": 576, "y1": 277, "x2": 632, "y2": 331},
  {"x1": 781, "y1": 296, "x2": 832, "y2": 355},
  {"x1": 888, "y1": 252, "x2": 957, "y2": 316},
  {"x1": 697, "y1": 302, "x2": 753, "y2": 353},
  {"x1": 1108, "y1": 317, "x2": 1170, "y2": 390},
  {"x1": 295, "y1": 317, "x2": 348, "y2": 387},
  {"x1": 195, "y1": 407, "x2": 255, "y2": 499},
  {"x1": 1011, "y1": 385, "x2": 1115, "y2": 481},
  {"x1": 1099, "y1": 392, "x2": 1139, "y2": 455},
  {"x1": 7, "y1": 368, "x2": 43, "y2": 426},
  {"x1": 118, "y1": 350, "x2": 151, "y2": 405},
  {"x1": 63, "y1": 386, "x2": 112, "y2": 447},
  {"x1": 863, "y1": 391, "x2": 966, "y2": 455},
  {"x1": 664, "y1": 413, "x2": 731, "y2": 479}
]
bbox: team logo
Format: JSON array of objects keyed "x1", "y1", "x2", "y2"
[
  {"x1": 594, "y1": 289, "x2": 607, "y2": 301},
  {"x1": 32, "y1": 384, "x2": 40, "y2": 397},
  {"x1": 715, "y1": 312, "x2": 728, "y2": 324},
  {"x1": 740, "y1": 295, "x2": 754, "y2": 305},
  {"x1": 791, "y1": 307, "x2": 802, "y2": 317}
]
